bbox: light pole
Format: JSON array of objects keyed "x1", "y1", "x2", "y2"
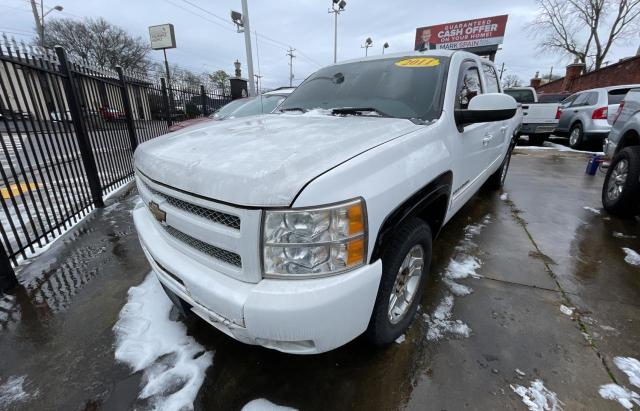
[
  {"x1": 382, "y1": 42, "x2": 389, "y2": 55},
  {"x1": 30, "y1": 0, "x2": 63, "y2": 48},
  {"x1": 361, "y1": 37, "x2": 373, "y2": 56},
  {"x1": 328, "y1": 0, "x2": 346, "y2": 63},
  {"x1": 231, "y1": 1, "x2": 256, "y2": 96}
]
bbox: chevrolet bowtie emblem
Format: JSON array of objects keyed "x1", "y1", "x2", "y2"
[{"x1": 148, "y1": 201, "x2": 166, "y2": 224}]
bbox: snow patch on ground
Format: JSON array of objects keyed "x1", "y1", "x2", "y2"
[
  {"x1": 242, "y1": 399, "x2": 298, "y2": 411},
  {"x1": 599, "y1": 384, "x2": 640, "y2": 409},
  {"x1": 424, "y1": 215, "x2": 491, "y2": 341},
  {"x1": 599, "y1": 356, "x2": 640, "y2": 409},
  {"x1": 516, "y1": 141, "x2": 603, "y2": 155},
  {"x1": 511, "y1": 379, "x2": 564, "y2": 411},
  {"x1": 615, "y1": 357, "x2": 640, "y2": 389},
  {"x1": 559, "y1": 305, "x2": 574, "y2": 316},
  {"x1": 500, "y1": 192, "x2": 508, "y2": 201},
  {"x1": 424, "y1": 295, "x2": 472, "y2": 341},
  {"x1": 583, "y1": 206, "x2": 601, "y2": 215},
  {"x1": 113, "y1": 273, "x2": 213, "y2": 411},
  {"x1": 623, "y1": 248, "x2": 640, "y2": 267},
  {"x1": 614, "y1": 232, "x2": 638, "y2": 239},
  {"x1": 0, "y1": 375, "x2": 38, "y2": 408}
]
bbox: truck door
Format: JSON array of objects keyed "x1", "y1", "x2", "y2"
[
  {"x1": 481, "y1": 62, "x2": 509, "y2": 166},
  {"x1": 450, "y1": 60, "x2": 491, "y2": 208}
]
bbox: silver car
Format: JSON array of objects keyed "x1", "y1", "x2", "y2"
[{"x1": 555, "y1": 84, "x2": 640, "y2": 149}]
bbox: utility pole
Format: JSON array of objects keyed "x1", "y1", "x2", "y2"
[
  {"x1": 549, "y1": 66, "x2": 553, "y2": 80},
  {"x1": 286, "y1": 47, "x2": 296, "y2": 87},
  {"x1": 498, "y1": 62, "x2": 506, "y2": 80},
  {"x1": 328, "y1": 0, "x2": 346, "y2": 63},
  {"x1": 240, "y1": 0, "x2": 256, "y2": 96}
]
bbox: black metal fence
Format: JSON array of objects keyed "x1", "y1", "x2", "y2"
[{"x1": 0, "y1": 37, "x2": 231, "y2": 291}]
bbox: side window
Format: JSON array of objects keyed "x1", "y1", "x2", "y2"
[
  {"x1": 560, "y1": 93, "x2": 578, "y2": 106},
  {"x1": 586, "y1": 92, "x2": 599, "y2": 106},
  {"x1": 482, "y1": 64, "x2": 500, "y2": 93},
  {"x1": 456, "y1": 65, "x2": 483, "y2": 109},
  {"x1": 571, "y1": 93, "x2": 589, "y2": 107}
]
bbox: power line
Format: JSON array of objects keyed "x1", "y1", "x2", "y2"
[
  {"x1": 161, "y1": 0, "x2": 236, "y2": 33},
  {"x1": 178, "y1": 0, "x2": 234, "y2": 27}
]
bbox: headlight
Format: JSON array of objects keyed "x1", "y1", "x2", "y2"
[{"x1": 262, "y1": 198, "x2": 367, "y2": 278}]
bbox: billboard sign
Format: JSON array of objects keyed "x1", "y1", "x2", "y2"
[
  {"x1": 149, "y1": 24, "x2": 177, "y2": 50},
  {"x1": 414, "y1": 15, "x2": 508, "y2": 51}
]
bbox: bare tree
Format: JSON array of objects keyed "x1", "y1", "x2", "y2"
[
  {"x1": 44, "y1": 17, "x2": 151, "y2": 71},
  {"x1": 502, "y1": 74, "x2": 523, "y2": 88},
  {"x1": 530, "y1": 0, "x2": 640, "y2": 70},
  {"x1": 208, "y1": 70, "x2": 230, "y2": 94}
]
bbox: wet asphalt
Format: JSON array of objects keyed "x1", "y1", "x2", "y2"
[{"x1": 0, "y1": 140, "x2": 639, "y2": 411}]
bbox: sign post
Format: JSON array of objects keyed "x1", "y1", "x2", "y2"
[
  {"x1": 149, "y1": 24, "x2": 177, "y2": 115},
  {"x1": 414, "y1": 15, "x2": 508, "y2": 60}
]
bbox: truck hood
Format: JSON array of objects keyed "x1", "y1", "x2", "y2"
[{"x1": 135, "y1": 113, "x2": 421, "y2": 207}]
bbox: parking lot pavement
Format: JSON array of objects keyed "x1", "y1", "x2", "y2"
[{"x1": 0, "y1": 146, "x2": 638, "y2": 410}]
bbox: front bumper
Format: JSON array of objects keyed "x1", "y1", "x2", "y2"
[{"x1": 133, "y1": 202, "x2": 383, "y2": 354}]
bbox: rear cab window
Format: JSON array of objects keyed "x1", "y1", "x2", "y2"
[
  {"x1": 481, "y1": 63, "x2": 501, "y2": 93},
  {"x1": 504, "y1": 89, "x2": 535, "y2": 104}
]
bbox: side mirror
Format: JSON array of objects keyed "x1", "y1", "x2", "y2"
[{"x1": 455, "y1": 93, "x2": 518, "y2": 129}]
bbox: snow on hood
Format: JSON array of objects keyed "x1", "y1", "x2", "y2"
[{"x1": 134, "y1": 114, "x2": 421, "y2": 207}]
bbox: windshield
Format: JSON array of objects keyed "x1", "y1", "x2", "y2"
[
  {"x1": 230, "y1": 95, "x2": 287, "y2": 118},
  {"x1": 278, "y1": 56, "x2": 450, "y2": 121},
  {"x1": 504, "y1": 89, "x2": 535, "y2": 104},
  {"x1": 211, "y1": 98, "x2": 250, "y2": 120}
]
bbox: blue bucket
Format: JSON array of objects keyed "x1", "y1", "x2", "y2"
[{"x1": 586, "y1": 154, "x2": 603, "y2": 175}]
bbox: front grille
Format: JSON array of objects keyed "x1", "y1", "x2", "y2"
[
  {"x1": 140, "y1": 180, "x2": 241, "y2": 230},
  {"x1": 163, "y1": 225, "x2": 242, "y2": 268}
]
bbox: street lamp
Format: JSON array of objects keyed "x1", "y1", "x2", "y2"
[
  {"x1": 382, "y1": 42, "x2": 389, "y2": 55},
  {"x1": 40, "y1": 4, "x2": 63, "y2": 48},
  {"x1": 361, "y1": 37, "x2": 373, "y2": 56},
  {"x1": 328, "y1": 0, "x2": 346, "y2": 63},
  {"x1": 230, "y1": 1, "x2": 255, "y2": 96}
]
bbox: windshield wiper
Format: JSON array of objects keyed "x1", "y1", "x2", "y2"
[
  {"x1": 279, "y1": 107, "x2": 307, "y2": 113},
  {"x1": 330, "y1": 107, "x2": 391, "y2": 117}
]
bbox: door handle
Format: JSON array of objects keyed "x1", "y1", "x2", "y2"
[
  {"x1": 482, "y1": 134, "x2": 493, "y2": 146},
  {"x1": 500, "y1": 126, "x2": 508, "y2": 135}
]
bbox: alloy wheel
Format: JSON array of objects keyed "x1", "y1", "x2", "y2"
[
  {"x1": 388, "y1": 245, "x2": 424, "y2": 324},
  {"x1": 569, "y1": 128, "x2": 580, "y2": 146},
  {"x1": 607, "y1": 159, "x2": 629, "y2": 201}
]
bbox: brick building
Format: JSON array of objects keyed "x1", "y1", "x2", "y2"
[{"x1": 531, "y1": 55, "x2": 640, "y2": 94}]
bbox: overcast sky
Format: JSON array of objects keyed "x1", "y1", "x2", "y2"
[{"x1": 1, "y1": 0, "x2": 638, "y2": 89}]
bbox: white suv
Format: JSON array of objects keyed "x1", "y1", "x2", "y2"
[{"x1": 133, "y1": 50, "x2": 521, "y2": 354}]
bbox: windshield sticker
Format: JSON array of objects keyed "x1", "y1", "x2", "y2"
[{"x1": 395, "y1": 57, "x2": 440, "y2": 67}]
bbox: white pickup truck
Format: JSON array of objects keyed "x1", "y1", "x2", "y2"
[
  {"x1": 504, "y1": 87, "x2": 561, "y2": 145},
  {"x1": 133, "y1": 50, "x2": 521, "y2": 354}
]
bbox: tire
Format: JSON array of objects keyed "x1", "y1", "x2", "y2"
[
  {"x1": 365, "y1": 218, "x2": 432, "y2": 346},
  {"x1": 160, "y1": 284, "x2": 197, "y2": 321},
  {"x1": 485, "y1": 145, "x2": 514, "y2": 190},
  {"x1": 602, "y1": 146, "x2": 640, "y2": 218},
  {"x1": 529, "y1": 134, "x2": 546, "y2": 146},
  {"x1": 568, "y1": 123, "x2": 584, "y2": 149}
]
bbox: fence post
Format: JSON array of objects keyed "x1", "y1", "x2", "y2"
[
  {"x1": 0, "y1": 242, "x2": 17, "y2": 293},
  {"x1": 55, "y1": 46, "x2": 104, "y2": 208},
  {"x1": 200, "y1": 85, "x2": 208, "y2": 116},
  {"x1": 160, "y1": 78, "x2": 172, "y2": 127},
  {"x1": 115, "y1": 66, "x2": 138, "y2": 152}
]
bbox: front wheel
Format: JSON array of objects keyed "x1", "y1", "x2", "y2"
[
  {"x1": 365, "y1": 219, "x2": 432, "y2": 346},
  {"x1": 602, "y1": 147, "x2": 640, "y2": 218}
]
